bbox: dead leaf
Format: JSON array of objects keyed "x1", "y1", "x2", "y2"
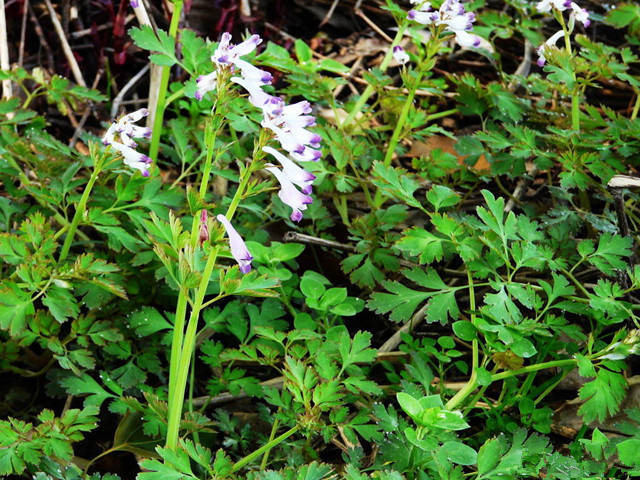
[{"x1": 407, "y1": 135, "x2": 490, "y2": 171}]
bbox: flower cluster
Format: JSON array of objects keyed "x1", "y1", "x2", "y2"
[
  {"x1": 102, "y1": 108, "x2": 152, "y2": 176},
  {"x1": 195, "y1": 32, "x2": 270, "y2": 101},
  {"x1": 408, "y1": 0, "x2": 482, "y2": 49},
  {"x1": 196, "y1": 33, "x2": 321, "y2": 224},
  {"x1": 535, "y1": 0, "x2": 590, "y2": 66},
  {"x1": 194, "y1": 33, "x2": 323, "y2": 272}
]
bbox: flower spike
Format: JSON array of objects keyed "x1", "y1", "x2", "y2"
[{"x1": 102, "y1": 108, "x2": 152, "y2": 176}]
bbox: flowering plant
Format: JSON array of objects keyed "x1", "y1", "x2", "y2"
[{"x1": 2, "y1": 1, "x2": 640, "y2": 479}]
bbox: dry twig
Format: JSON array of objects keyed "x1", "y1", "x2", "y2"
[
  {"x1": 0, "y1": 0, "x2": 12, "y2": 99},
  {"x1": 131, "y1": 0, "x2": 159, "y2": 129},
  {"x1": 43, "y1": 0, "x2": 86, "y2": 87},
  {"x1": 354, "y1": 8, "x2": 393, "y2": 43},
  {"x1": 28, "y1": 3, "x2": 55, "y2": 70},
  {"x1": 110, "y1": 64, "x2": 150, "y2": 119},
  {"x1": 18, "y1": 0, "x2": 29, "y2": 67}
]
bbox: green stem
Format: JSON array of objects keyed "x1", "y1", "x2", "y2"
[
  {"x1": 557, "y1": 11, "x2": 580, "y2": 131},
  {"x1": 491, "y1": 358, "x2": 576, "y2": 382},
  {"x1": 166, "y1": 247, "x2": 219, "y2": 450},
  {"x1": 372, "y1": 69, "x2": 424, "y2": 209},
  {"x1": 58, "y1": 153, "x2": 104, "y2": 262},
  {"x1": 199, "y1": 120, "x2": 217, "y2": 199},
  {"x1": 425, "y1": 108, "x2": 458, "y2": 122},
  {"x1": 231, "y1": 425, "x2": 300, "y2": 473},
  {"x1": 148, "y1": 1, "x2": 184, "y2": 162},
  {"x1": 560, "y1": 267, "x2": 590, "y2": 298},
  {"x1": 445, "y1": 271, "x2": 478, "y2": 410},
  {"x1": 571, "y1": 91, "x2": 580, "y2": 131},
  {"x1": 165, "y1": 151, "x2": 258, "y2": 450},
  {"x1": 167, "y1": 289, "x2": 188, "y2": 427},
  {"x1": 382, "y1": 70, "x2": 424, "y2": 170},
  {"x1": 631, "y1": 89, "x2": 640, "y2": 121},
  {"x1": 341, "y1": 22, "x2": 408, "y2": 128},
  {"x1": 260, "y1": 416, "x2": 280, "y2": 470}
]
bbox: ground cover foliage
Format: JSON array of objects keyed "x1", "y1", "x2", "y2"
[{"x1": 2, "y1": 0, "x2": 640, "y2": 478}]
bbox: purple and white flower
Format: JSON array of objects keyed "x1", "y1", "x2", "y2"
[
  {"x1": 536, "y1": 30, "x2": 564, "y2": 66},
  {"x1": 408, "y1": 0, "x2": 482, "y2": 49},
  {"x1": 262, "y1": 119, "x2": 322, "y2": 162},
  {"x1": 230, "y1": 76, "x2": 283, "y2": 114},
  {"x1": 216, "y1": 214, "x2": 253, "y2": 273},
  {"x1": 263, "y1": 146, "x2": 315, "y2": 194},
  {"x1": 195, "y1": 32, "x2": 266, "y2": 101},
  {"x1": 537, "y1": 0, "x2": 590, "y2": 27},
  {"x1": 213, "y1": 33, "x2": 262, "y2": 67},
  {"x1": 393, "y1": 46, "x2": 410, "y2": 65},
  {"x1": 102, "y1": 108, "x2": 152, "y2": 176},
  {"x1": 233, "y1": 58, "x2": 273, "y2": 85},
  {"x1": 570, "y1": 2, "x2": 590, "y2": 27},
  {"x1": 195, "y1": 71, "x2": 218, "y2": 101},
  {"x1": 536, "y1": 0, "x2": 571, "y2": 13},
  {"x1": 110, "y1": 142, "x2": 152, "y2": 177},
  {"x1": 266, "y1": 166, "x2": 313, "y2": 222}
]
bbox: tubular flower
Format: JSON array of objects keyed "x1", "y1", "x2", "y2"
[
  {"x1": 110, "y1": 142, "x2": 152, "y2": 177},
  {"x1": 408, "y1": 0, "x2": 482, "y2": 48},
  {"x1": 213, "y1": 32, "x2": 262, "y2": 67},
  {"x1": 195, "y1": 32, "x2": 267, "y2": 100},
  {"x1": 570, "y1": 2, "x2": 590, "y2": 27},
  {"x1": 195, "y1": 71, "x2": 218, "y2": 101},
  {"x1": 216, "y1": 214, "x2": 253, "y2": 273},
  {"x1": 266, "y1": 166, "x2": 313, "y2": 222},
  {"x1": 102, "y1": 108, "x2": 152, "y2": 176},
  {"x1": 230, "y1": 76, "x2": 283, "y2": 114},
  {"x1": 536, "y1": 0, "x2": 571, "y2": 12},
  {"x1": 536, "y1": 30, "x2": 564, "y2": 66},
  {"x1": 263, "y1": 146, "x2": 315, "y2": 194},
  {"x1": 262, "y1": 119, "x2": 322, "y2": 163},
  {"x1": 392, "y1": 46, "x2": 410, "y2": 65},
  {"x1": 536, "y1": 0, "x2": 590, "y2": 27}
]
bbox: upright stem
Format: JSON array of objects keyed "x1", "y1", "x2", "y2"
[
  {"x1": 165, "y1": 247, "x2": 219, "y2": 450},
  {"x1": 373, "y1": 37, "x2": 439, "y2": 208},
  {"x1": 148, "y1": 1, "x2": 184, "y2": 162},
  {"x1": 381, "y1": 70, "x2": 425, "y2": 169},
  {"x1": 165, "y1": 152, "x2": 258, "y2": 450},
  {"x1": 167, "y1": 289, "x2": 188, "y2": 425},
  {"x1": 168, "y1": 89, "x2": 225, "y2": 424},
  {"x1": 341, "y1": 22, "x2": 408, "y2": 128},
  {"x1": 231, "y1": 425, "x2": 300, "y2": 473},
  {"x1": 557, "y1": 12, "x2": 580, "y2": 131},
  {"x1": 445, "y1": 271, "x2": 478, "y2": 410},
  {"x1": 58, "y1": 153, "x2": 104, "y2": 262},
  {"x1": 631, "y1": 89, "x2": 640, "y2": 121}
]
